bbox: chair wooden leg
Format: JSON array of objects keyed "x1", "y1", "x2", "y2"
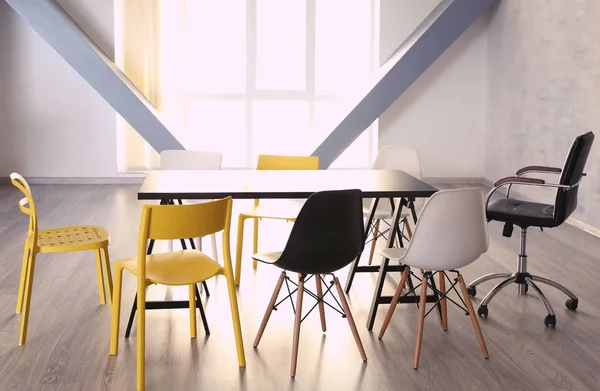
[
  {"x1": 136, "y1": 272, "x2": 147, "y2": 390},
  {"x1": 403, "y1": 217, "x2": 413, "y2": 239},
  {"x1": 16, "y1": 246, "x2": 31, "y2": 313},
  {"x1": 19, "y1": 252, "x2": 37, "y2": 345},
  {"x1": 94, "y1": 249, "x2": 106, "y2": 305},
  {"x1": 458, "y1": 274, "x2": 489, "y2": 359},
  {"x1": 101, "y1": 247, "x2": 114, "y2": 305},
  {"x1": 334, "y1": 277, "x2": 367, "y2": 361},
  {"x1": 368, "y1": 219, "x2": 380, "y2": 265},
  {"x1": 234, "y1": 215, "x2": 246, "y2": 286},
  {"x1": 378, "y1": 268, "x2": 410, "y2": 339},
  {"x1": 253, "y1": 218, "x2": 259, "y2": 269},
  {"x1": 316, "y1": 274, "x2": 327, "y2": 332},
  {"x1": 414, "y1": 272, "x2": 429, "y2": 369},
  {"x1": 291, "y1": 277, "x2": 305, "y2": 378},
  {"x1": 110, "y1": 263, "x2": 124, "y2": 355},
  {"x1": 439, "y1": 271, "x2": 448, "y2": 331},
  {"x1": 189, "y1": 284, "x2": 197, "y2": 339},
  {"x1": 254, "y1": 271, "x2": 286, "y2": 347}
]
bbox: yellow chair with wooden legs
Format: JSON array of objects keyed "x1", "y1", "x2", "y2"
[
  {"x1": 10, "y1": 173, "x2": 112, "y2": 345},
  {"x1": 109, "y1": 197, "x2": 245, "y2": 391},
  {"x1": 234, "y1": 154, "x2": 319, "y2": 286}
]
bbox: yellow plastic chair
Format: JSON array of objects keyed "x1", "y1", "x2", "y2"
[
  {"x1": 109, "y1": 197, "x2": 245, "y2": 390},
  {"x1": 234, "y1": 154, "x2": 319, "y2": 286},
  {"x1": 10, "y1": 173, "x2": 112, "y2": 345}
]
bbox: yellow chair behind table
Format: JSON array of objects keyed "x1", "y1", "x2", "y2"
[
  {"x1": 234, "y1": 154, "x2": 319, "y2": 286},
  {"x1": 9, "y1": 172, "x2": 113, "y2": 345},
  {"x1": 109, "y1": 197, "x2": 245, "y2": 391}
]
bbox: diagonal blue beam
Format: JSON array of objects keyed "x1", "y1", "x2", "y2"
[
  {"x1": 5, "y1": 0, "x2": 184, "y2": 152},
  {"x1": 311, "y1": 0, "x2": 497, "y2": 169}
]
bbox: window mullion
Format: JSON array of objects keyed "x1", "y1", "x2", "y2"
[{"x1": 246, "y1": 0, "x2": 258, "y2": 167}]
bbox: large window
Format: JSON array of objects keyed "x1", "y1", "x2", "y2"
[{"x1": 118, "y1": 0, "x2": 379, "y2": 170}]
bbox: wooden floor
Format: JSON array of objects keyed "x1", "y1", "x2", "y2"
[{"x1": 1, "y1": 182, "x2": 600, "y2": 390}]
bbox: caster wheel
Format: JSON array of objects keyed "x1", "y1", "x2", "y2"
[
  {"x1": 544, "y1": 315, "x2": 556, "y2": 328},
  {"x1": 467, "y1": 286, "x2": 476, "y2": 297},
  {"x1": 565, "y1": 299, "x2": 578, "y2": 311},
  {"x1": 477, "y1": 305, "x2": 488, "y2": 318}
]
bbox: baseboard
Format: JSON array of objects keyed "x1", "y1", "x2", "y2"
[
  {"x1": 423, "y1": 176, "x2": 484, "y2": 184},
  {"x1": 0, "y1": 175, "x2": 146, "y2": 185}
]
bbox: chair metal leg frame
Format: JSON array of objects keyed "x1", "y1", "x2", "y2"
[
  {"x1": 469, "y1": 228, "x2": 578, "y2": 328},
  {"x1": 379, "y1": 269, "x2": 489, "y2": 369},
  {"x1": 123, "y1": 231, "x2": 210, "y2": 338},
  {"x1": 254, "y1": 272, "x2": 367, "y2": 378}
]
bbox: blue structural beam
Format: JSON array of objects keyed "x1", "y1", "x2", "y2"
[
  {"x1": 311, "y1": 0, "x2": 497, "y2": 168},
  {"x1": 5, "y1": 0, "x2": 184, "y2": 152}
]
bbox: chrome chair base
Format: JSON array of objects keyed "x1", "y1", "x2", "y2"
[{"x1": 467, "y1": 228, "x2": 579, "y2": 328}]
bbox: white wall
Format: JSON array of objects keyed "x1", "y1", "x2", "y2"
[
  {"x1": 486, "y1": 0, "x2": 600, "y2": 227},
  {"x1": 378, "y1": 0, "x2": 488, "y2": 179},
  {"x1": 0, "y1": 0, "x2": 118, "y2": 178}
]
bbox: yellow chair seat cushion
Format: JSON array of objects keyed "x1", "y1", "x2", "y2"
[
  {"x1": 117, "y1": 249, "x2": 222, "y2": 286},
  {"x1": 31, "y1": 225, "x2": 109, "y2": 253}
]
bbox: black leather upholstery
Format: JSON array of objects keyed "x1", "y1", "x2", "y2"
[
  {"x1": 487, "y1": 198, "x2": 556, "y2": 228},
  {"x1": 253, "y1": 189, "x2": 365, "y2": 275},
  {"x1": 488, "y1": 131, "x2": 595, "y2": 229}
]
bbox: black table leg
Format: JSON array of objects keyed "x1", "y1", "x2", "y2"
[{"x1": 345, "y1": 197, "x2": 379, "y2": 293}]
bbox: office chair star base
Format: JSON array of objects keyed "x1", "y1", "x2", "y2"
[{"x1": 468, "y1": 228, "x2": 578, "y2": 328}]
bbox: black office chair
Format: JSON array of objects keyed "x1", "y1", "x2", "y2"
[
  {"x1": 251, "y1": 189, "x2": 367, "y2": 378},
  {"x1": 468, "y1": 131, "x2": 595, "y2": 328}
]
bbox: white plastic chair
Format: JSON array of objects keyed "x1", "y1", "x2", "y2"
[
  {"x1": 377, "y1": 188, "x2": 490, "y2": 369},
  {"x1": 364, "y1": 145, "x2": 425, "y2": 265},
  {"x1": 160, "y1": 150, "x2": 222, "y2": 261}
]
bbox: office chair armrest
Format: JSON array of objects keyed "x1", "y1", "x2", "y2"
[
  {"x1": 493, "y1": 176, "x2": 545, "y2": 187},
  {"x1": 515, "y1": 165, "x2": 562, "y2": 176}
]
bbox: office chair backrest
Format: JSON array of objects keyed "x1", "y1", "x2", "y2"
[
  {"x1": 554, "y1": 131, "x2": 595, "y2": 224},
  {"x1": 160, "y1": 150, "x2": 223, "y2": 170},
  {"x1": 402, "y1": 188, "x2": 489, "y2": 271},
  {"x1": 275, "y1": 189, "x2": 365, "y2": 275}
]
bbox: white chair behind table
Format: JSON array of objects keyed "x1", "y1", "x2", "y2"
[
  {"x1": 364, "y1": 145, "x2": 425, "y2": 265},
  {"x1": 159, "y1": 150, "x2": 222, "y2": 260},
  {"x1": 377, "y1": 188, "x2": 490, "y2": 369}
]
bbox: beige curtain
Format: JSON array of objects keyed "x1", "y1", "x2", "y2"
[{"x1": 115, "y1": 0, "x2": 162, "y2": 171}]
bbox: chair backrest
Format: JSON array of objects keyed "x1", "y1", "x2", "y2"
[
  {"x1": 10, "y1": 173, "x2": 38, "y2": 247},
  {"x1": 372, "y1": 145, "x2": 422, "y2": 180},
  {"x1": 401, "y1": 188, "x2": 489, "y2": 271},
  {"x1": 159, "y1": 150, "x2": 222, "y2": 170},
  {"x1": 256, "y1": 154, "x2": 319, "y2": 170},
  {"x1": 274, "y1": 189, "x2": 365, "y2": 275},
  {"x1": 136, "y1": 197, "x2": 233, "y2": 274},
  {"x1": 553, "y1": 131, "x2": 595, "y2": 224},
  {"x1": 369, "y1": 145, "x2": 425, "y2": 211}
]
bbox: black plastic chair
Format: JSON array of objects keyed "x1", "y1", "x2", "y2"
[
  {"x1": 468, "y1": 131, "x2": 595, "y2": 328},
  {"x1": 252, "y1": 189, "x2": 367, "y2": 378}
]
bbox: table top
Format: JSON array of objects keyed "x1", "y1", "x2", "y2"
[{"x1": 137, "y1": 169, "x2": 438, "y2": 200}]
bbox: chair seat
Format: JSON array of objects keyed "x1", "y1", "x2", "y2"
[
  {"x1": 378, "y1": 247, "x2": 407, "y2": 261},
  {"x1": 117, "y1": 250, "x2": 221, "y2": 286},
  {"x1": 252, "y1": 251, "x2": 282, "y2": 264},
  {"x1": 241, "y1": 200, "x2": 305, "y2": 221},
  {"x1": 31, "y1": 225, "x2": 109, "y2": 253},
  {"x1": 487, "y1": 198, "x2": 556, "y2": 228}
]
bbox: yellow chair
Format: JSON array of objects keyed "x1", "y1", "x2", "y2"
[
  {"x1": 10, "y1": 173, "x2": 112, "y2": 345},
  {"x1": 109, "y1": 197, "x2": 245, "y2": 390},
  {"x1": 234, "y1": 154, "x2": 319, "y2": 286}
]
